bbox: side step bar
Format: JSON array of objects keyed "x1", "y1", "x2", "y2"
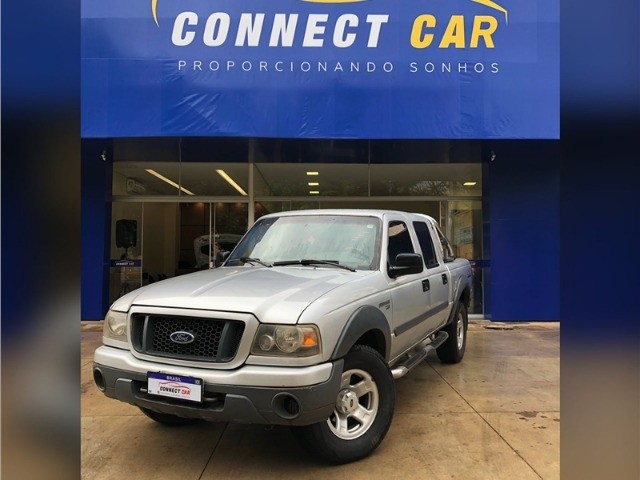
[{"x1": 390, "y1": 331, "x2": 449, "y2": 380}]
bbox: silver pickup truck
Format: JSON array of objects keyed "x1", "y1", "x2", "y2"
[{"x1": 94, "y1": 210, "x2": 472, "y2": 463}]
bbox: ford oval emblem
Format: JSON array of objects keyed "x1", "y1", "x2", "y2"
[{"x1": 169, "y1": 331, "x2": 195, "y2": 344}]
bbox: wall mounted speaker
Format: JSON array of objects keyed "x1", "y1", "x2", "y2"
[{"x1": 116, "y1": 219, "x2": 137, "y2": 248}]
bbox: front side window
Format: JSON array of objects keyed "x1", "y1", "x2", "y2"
[
  {"x1": 387, "y1": 221, "x2": 415, "y2": 267},
  {"x1": 228, "y1": 215, "x2": 381, "y2": 270}
]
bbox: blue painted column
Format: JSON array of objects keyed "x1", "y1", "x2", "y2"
[
  {"x1": 484, "y1": 140, "x2": 561, "y2": 321},
  {"x1": 81, "y1": 139, "x2": 113, "y2": 320}
]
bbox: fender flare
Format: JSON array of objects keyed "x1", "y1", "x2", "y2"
[
  {"x1": 444, "y1": 278, "x2": 470, "y2": 327},
  {"x1": 330, "y1": 305, "x2": 391, "y2": 361}
]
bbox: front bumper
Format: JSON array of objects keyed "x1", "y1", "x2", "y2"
[{"x1": 93, "y1": 346, "x2": 344, "y2": 426}]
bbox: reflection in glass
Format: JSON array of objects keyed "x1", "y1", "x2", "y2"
[{"x1": 229, "y1": 215, "x2": 381, "y2": 271}]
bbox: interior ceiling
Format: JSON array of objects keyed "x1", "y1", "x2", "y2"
[{"x1": 113, "y1": 162, "x2": 481, "y2": 197}]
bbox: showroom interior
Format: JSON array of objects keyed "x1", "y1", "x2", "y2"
[{"x1": 82, "y1": 137, "x2": 560, "y2": 323}]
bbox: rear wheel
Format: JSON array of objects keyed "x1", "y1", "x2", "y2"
[
  {"x1": 436, "y1": 302, "x2": 468, "y2": 364},
  {"x1": 139, "y1": 407, "x2": 198, "y2": 426},
  {"x1": 292, "y1": 345, "x2": 395, "y2": 464}
]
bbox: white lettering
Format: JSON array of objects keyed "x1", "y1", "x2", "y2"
[
  {"x1": 383, "y1": 62, "x2": 393, "y2": 72},
  {"x1": 236, "y1": 13, "x2": 265, "y2": 46},
  {"x1": 366, "y1": 15, "x2": 389, "y2": 47},
  {"x1": 203, "y1": 13, "x2": 230, "y2": 47},
  {"x1": 178, "y1": 60, "x2": 187, "y2": 70},
  {"x1": 269, "y1": 14, "x2": 298, "y2": 47},
  {"x1": 194, "y1": 60, "x2": 202, "y2": 70},
  {"x1": 172, "y1": 12, "x2": 198, "y2": 46},
  {"x1": 303, "y1": 14, "x2": 328, "y2": 47},
  {"x1": 334, "y1": 14, "x2": 358, "y2": 48},
  {"x1": 260, "y1": 61, "x2": 268, "y2": 71}
]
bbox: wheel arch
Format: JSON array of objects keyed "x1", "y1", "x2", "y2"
[
  {"x1": 330, "y1": 305, "x2": 391, "y2": 361},
  {"x1": 444, "y1": 283, "x2": 471, "y2": 327}
]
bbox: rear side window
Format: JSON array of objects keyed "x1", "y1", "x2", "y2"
[
  {"x1": 413, "y1": 222, "x2": 439, "y2": 268},
  {"x1": 387, "y1": 221, "x2": 414, "y2": 267},
  {"x1": 434, "y1": 224, "x2": 455, "y2": 262}
]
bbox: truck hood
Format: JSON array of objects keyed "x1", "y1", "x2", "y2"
[{"x1": 112, "y1": 266, "x2": 374, "y2": 324}]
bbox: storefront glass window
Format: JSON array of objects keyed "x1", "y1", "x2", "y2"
[
  {"x1": 180, "y1": 163, "x2": 249, "y2": 197},
  {"x1": 255, "y1": 163, "x2": 369, "y2": 197},
  {"x1": 107, "y1": 138, "x2": 485, "y2": 315},
  {"x1": 109, "y1": 203, "x2": 143, "y2": 305},
  {"x1": 369, "y1": 164, "x2": 481, "y2": 197},
  {"x1": 440, "y1": 200, "x2": 484, "y2": 314}
]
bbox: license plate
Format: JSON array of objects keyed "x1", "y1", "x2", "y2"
[{"x1": 147, "y1": 372, "x2": 203, "y2": 403}]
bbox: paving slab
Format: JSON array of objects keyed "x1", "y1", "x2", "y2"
[
  {"x1": 81, "y1": 324, "x2": 560, "y2": 479},
  {"x1": 82, "y1": 330, "x2": 103, "y2": 361},
  {"x1": 395, "y1": 362, "x2": 474, "y2": 414},
  {"x1": 480, "y1": 412, "x2": 560, "y2": 480},
  {"x1": 201, "y1": 413, "x2": 541, "y2": 480},
  {"x1": 81, "y1": 361, "x2": 142, "y2": 417},
  {"x1": 81, "y1": 416, "x2": 225, "y2": 480}
]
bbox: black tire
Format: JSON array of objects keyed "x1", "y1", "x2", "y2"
[
  {"x1": 139, "y1": 407, "x2": 198, "y2": 426},
  {"x1": 292, "y1": 345, "x2": 395, "y2": 464},
  {"x1": 436, "y1": 302, "x2": 468, "y2": 364}
]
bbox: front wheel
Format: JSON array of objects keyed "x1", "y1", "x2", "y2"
[
  {"x1": 292, "y1": 345, "x2": 395, "y2": 464},
  {"x1": 436, "y1": 302, "x2": 468, "y2": 364}
]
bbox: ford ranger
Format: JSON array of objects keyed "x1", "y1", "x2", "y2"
[{"x1": 93, "y1": 209, "x2": 472, "y2": 463}]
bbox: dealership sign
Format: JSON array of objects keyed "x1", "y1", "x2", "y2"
[{"x1": 81, "y1": 0, "x2": 558, "y2": 138}]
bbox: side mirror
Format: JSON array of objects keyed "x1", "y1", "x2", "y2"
[
  {"x1": 220, "y1": 251, "x2": 231, "y2": 263},
  {"x1": 389, "y1": 253, "x2": 424, "y2": 278}
]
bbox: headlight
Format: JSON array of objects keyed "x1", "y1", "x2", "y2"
[
  {"x1": 251, "y1": 324, "x2": 321, "y2": 357},
  {"x1": 103, "y1": 310, "x2": 128, "y2": 342}
]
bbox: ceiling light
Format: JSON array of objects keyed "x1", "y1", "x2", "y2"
[
  {"x1": 216, "y1": 169, "x2": 247, "y2": 196},
  {"x1": 309, "y1": 191, "x2": 320, "y2": 195},
  {"x1": 145, "y1": 169, "x2": 194, "y2": 195},
  {"x1": 308, "y1": 182, "x2": 319, "y2": 186},
  {"x1": 463, "y1": 182, "x2": 477, "y2": 186},
  {"x1": 306, "y1": 171, "x2": 319, "y2": 176}
]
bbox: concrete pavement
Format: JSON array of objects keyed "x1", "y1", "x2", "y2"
[{"x1": 81, "y1": 321, "x2": 559, "y2": 479}]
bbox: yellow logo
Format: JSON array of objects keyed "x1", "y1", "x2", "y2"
[{"x1": 152, "y1": 0, "x2": 508, "y2": 27}]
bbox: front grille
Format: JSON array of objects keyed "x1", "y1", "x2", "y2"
[{"x1": 131, "y1": 314, "x2": 245, "y2": 363}]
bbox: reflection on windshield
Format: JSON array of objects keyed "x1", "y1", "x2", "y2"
[{"x1": 228, "y1": 215, "x2": 381, "y2": 270}]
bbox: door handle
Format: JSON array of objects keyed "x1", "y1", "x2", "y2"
[
  {"x1": 422, "y1": 279, "x2": 430, "y2": 292},
  {"x1": 441, "y1": 274, "x2": 448, "y2": 285}
]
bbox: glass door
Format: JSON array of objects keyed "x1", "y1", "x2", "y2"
[{"x1": 181, "y1": 202, "x2": 248, "y2": 273}]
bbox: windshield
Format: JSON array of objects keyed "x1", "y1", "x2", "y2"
[{"x1": 227, "y1": 215, "x2": 382, "y2": 270}]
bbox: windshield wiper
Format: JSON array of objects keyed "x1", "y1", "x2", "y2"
[
  {"x1": 228, "y1": 257, "x2": 271, "y2": 267},
  {"x1": 272, "y1": 259, "x2": 356, "y2": 272}
]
